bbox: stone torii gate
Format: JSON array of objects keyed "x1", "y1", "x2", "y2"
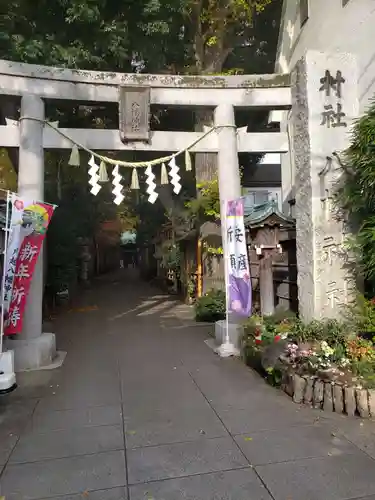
[
  {"x1": 0, "y1": 59, "x2": 290, "y2": 369},
  {"x1": 0, "y1": 51, "x2": 359, "y2": 370}
]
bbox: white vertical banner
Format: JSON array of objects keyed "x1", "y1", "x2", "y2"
[{"x1": 2, "y1": 194, "x2": 28, "y2": 319}]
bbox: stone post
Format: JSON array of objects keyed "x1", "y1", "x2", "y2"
[
  {"x1": 291, "y1": 51, "x2": 359, "y2": 320},
  {"x1": 214, "y1": 103, "x2": 242, "y2": 357},
  {"x1": 6, "y1": 94, "x2": 57, "y2": 370},
  {"x1": 259, "y1": 255, "x2": 274, "y2": 316}
]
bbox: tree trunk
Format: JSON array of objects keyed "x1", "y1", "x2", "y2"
[{"x1": 194, "y1": 109, "x2": 217, "y2": 184}]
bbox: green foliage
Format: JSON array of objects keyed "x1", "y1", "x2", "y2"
[
  {"x1": 185, "y1": 179, "x2": 223, "y2": 255},
  {"x1": 160, "y1": 241, "x2": 181, "y2": 270},
  {"x1": 0, "y1": 0, "x2": 133, "y2": 70},
  {"x1": 243, "y1": 310, "x2": 296, "y2": 339},
  {"x1": 202, "y1": 244, "x2": 223, "y2": 255},
  {"x1": 351, "y1": 359, "x2": 375, "y2": 388},
  {"x1": 290, "y1": 318, "x2": 350, "y2": 347},
  {"x1": 337, "y1": 98, "x2": 375, "y2": 283},
  {"x1": 185, "y1": 179, "x2": 220, "y2": 221},
  {"x1": 0, "y1": 0, "x2": 280, "y2": 75},
  {"x1": 136, "y1": 196, "x2": 168, "y2": 248},
  {"x1": 265, "y1": 367, "x2": 283, "y2": 387},
  {"x1": 195, "y1": 288, "x2": 226, "y2": 322},
  {"x1": 44, "y1": 153, "x2": 125, "y2": 294},
  {"x1": 183, "y1": 0, "x2": 275, "y2": 73},
  {"x1": 346, "y1": 294, "x2": 375, "y2": 333}
]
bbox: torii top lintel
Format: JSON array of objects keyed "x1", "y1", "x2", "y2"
[{"x1": 0, "y1": 59, "x2": 292, "y2": 107}]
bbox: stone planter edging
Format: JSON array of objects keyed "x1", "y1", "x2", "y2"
[{"x1": 283, "y1": 371, "x2": 375, "y2": 419}]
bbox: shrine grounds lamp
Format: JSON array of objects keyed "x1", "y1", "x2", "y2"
[{"x1": 244, "y1": 200, "x2": 295, "y2": 317}]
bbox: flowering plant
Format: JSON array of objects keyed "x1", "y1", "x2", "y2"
[
  {"x1": 346, "y1": 337, "x2": 375, "y2": 362},
  {"x1": 284, "y1": 342, "x2": 313, "y2": 364}
]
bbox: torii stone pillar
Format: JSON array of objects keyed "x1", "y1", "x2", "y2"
[
  {"x1": 6, "y1": 94, "x2": 57, "y2": 371},
  {"x1": 291, "y1": 51, "x2": 359, "y2": 320},
  {"x1": 214, "y1": 103, "x2": 242, "y2": 357}
]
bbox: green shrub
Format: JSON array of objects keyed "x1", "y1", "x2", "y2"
[
  {"x1": 195, "y1": 289, "x2": 226, "y2": 322},
  {"x1": 290, "y1": 318, "x2": 349, "y2": 346},
  {"x1": 346, "y1": 294, "x2": 375, "y2": 334}
]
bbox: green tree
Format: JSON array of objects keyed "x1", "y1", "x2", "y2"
[
  {"x1": 0, "y1": 0, "x2": 134, "y2": 70},
  {"x1": 135, "y1": 0, "x2": 280, "y2": 74}
]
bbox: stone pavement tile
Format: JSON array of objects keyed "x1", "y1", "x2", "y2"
[
  {"x1": 256, "y1": 453, "x2": 375, "y2": 500},
  {"x1": 127, "y1": 436, "x2": 248, "y2": 484},
  {"x1": 0, "y1": 430, "x2": 18, "y2": 466},
  {"x1": 123, "y1": 405, "x2": 227, "y2": 448},
  {"x1": 216, "y1": 402, "x2": 317, "y2": 434},
  {"x1": 235, "y1": 423, "x2": 362, "y2": 466},
  {"x1": 329, "y1": 419, "x2": 375, "y2": 460},
  {"x1": 36, "y1": 382, "x2": 121, "y2": 411},
  {"x1": 37, "y1": 487, "x2": 128, "y2": 500},
  {"x1": 2, "y1": 370, "x2": 59, "y2": 402},
  {"x1": 189, "y1": 363, "x2": 294, "y2": 411},
  {"x1": 120, "y1": 373, "x2": 196, "y2": 396},
  {"x1": 120, "y1": 363, "x2": 188, "y2": 384},
  {"x1": 9, "y1": 424, "x2": 124, "y2": 463},
  {"x1": 0, "y1": 399, "x2": 38, "y2": 434},
  {"x1": 129, "y1": 468, "x2": 272, "y2": 500},
  {"x1": 1, "y1": 450, "x2": 127, "y2": 500},
  {"x1": 30, "y1": 405, "x2": 122, "y2": 432},
  {"x1": 121, "y1": 381, "x2": 209, "y2": 413}
]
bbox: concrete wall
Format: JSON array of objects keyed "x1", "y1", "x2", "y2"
[{"x1": 276, "y1": 0, "x2": 375, "y2": 208}]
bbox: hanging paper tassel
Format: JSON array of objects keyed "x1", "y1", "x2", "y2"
[
  {"x1": 112, "y1": 165, "x2": 125, "y2": 205},
  {"x1": 185, "y1": 150, "x2": 192, "y2": 171},
  {"x1": 160, "y1": 163, "x2": 169, "y2": 185},
  {"x1": 99, "y1": 160, "x2": 109, "y2": 182},
  {"x1": 131, "y1": 168, "x2": 140, "y2": 190},
  {"x1": 168, "y1": 157, "x2": 182, "y2": 194},
  {"x1": 145, "y1": 164, "x2": 158, "y2": 204},
  {"x1": 88, "y1": 155, "x2": 102, "y2": 196},
  {"x1": 68, "y1": 144, "x2": 80, "y2": 166}
]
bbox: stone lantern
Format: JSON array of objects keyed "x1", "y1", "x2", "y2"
[{"x1": 244, "y1": 200, "x2": 295, "y2": 316}]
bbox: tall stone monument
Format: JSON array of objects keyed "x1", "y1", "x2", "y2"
[{"x1": 291, "y1": 51, "x2": 359, "y2": 320}]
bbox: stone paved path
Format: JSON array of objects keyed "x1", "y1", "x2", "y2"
[{"x1": 2, "y1": 270, "x2": 375, "y2": 500}]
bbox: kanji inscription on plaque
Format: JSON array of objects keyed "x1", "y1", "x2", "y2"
[{"x1": 119, "y1": 86, "x2": 150, "y2": 142}]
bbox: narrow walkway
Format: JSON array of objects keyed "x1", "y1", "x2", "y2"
[{"x1": 2, "y1": 271, "x2": 375, "y2": 500}]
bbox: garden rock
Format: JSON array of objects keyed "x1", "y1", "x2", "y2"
[
  {"x1": 333, "y1": 384, "x2": 344, "y2": 414},
  {"x1": 261, "y1": 340, "x2": 288, "y2": 372},
  {"x1": 323, "y1": 383, "x2": 334, "y2": 412},
  {"x1": 293, "y1": 374, "x2": 306, "y2": 404},
  {"x1": 368, "y1": 389, "x2": 375, "y2": 419},
  {"x1": 282, "y1": 371, "x2": 294, "y2": 397},
  {"x1": 304, "y1": 377, "x2": 314, "y2": 405},
  {"x1": 344, "y1": 387, "x2": 356, "y2": 416},
  {"x1": 313, "y1": 380, "x2": 324, "y2": 409},
  {"x1": 355, "y1": 388, "x2": 370, "y2": 418}
]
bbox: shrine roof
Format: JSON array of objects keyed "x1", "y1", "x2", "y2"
[{"x1": 244, "y1": 200, "x2": 295, "y2": 228}]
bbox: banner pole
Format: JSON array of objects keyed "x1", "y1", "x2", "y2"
[
  {"x1": 224, "y1": 200, "x2": 230, "y2": 345},
  {"x1": 215, "y1": 198, "x2": 239, "y2": 358},
  {"x1": 0, "y1": 190, "x2": 11, "y2": 354}
]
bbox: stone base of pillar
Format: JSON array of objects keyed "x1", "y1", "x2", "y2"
[{"x1": 5, "y1": 333, "x2": 66, "y2": 372}]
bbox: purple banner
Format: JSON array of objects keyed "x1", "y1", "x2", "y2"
[{"x1": 226, "y1": 198, "x2": 251, "y2": 316}]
